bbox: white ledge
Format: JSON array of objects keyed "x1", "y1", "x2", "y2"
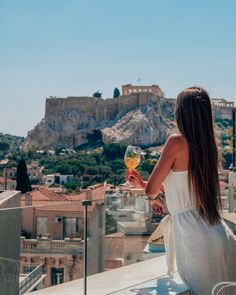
[{"x1": 34, "y1": 255, "x2": 191, "y2": 294}]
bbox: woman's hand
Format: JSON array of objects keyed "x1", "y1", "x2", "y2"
[
  {"x1": 150, "y1": 198, "x2": 165, "y2": 215},
  {"x1": 125, "y1": 169, "x2": 165, "y2": 215},
  {"x1": 125, "y1": 169, "x2": 146, "y2": 188}
]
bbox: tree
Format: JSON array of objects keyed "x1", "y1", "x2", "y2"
[
  {"x1": 113, "y1": 87, "x2": 120, "y2": 98},
  {"x1": 93, "y1": 91, "x2": 102, "y2": 99},
  {"x1": 86, "y1": 129, "x2": 103, "y2": 147},
  {"x1": 0, "y1": 142, "x2": 10, "y2": 152},
  {"x1": 16, "y1": 158, "x2": 32, "y2": 194},
  {"x1": 102, "y1": 143, "x2": 127, "y2": 160}
]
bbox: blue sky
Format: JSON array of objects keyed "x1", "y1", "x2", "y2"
[{"x1": 1, "y1": 0, "x2": 236, "y2": 136}]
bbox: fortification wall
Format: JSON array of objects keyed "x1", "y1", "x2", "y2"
[
  {"x1": 66, "y1": 97, "x2": 97, "y2": 117},
  {"x1": 213, "y1": 105, "x2": 233, "y2": 120},
  {"x1": 45, "y1": 95, "x2": 232, "y2": 123},
  {"x1": 45, "y1": 98, "x2": 66, "y2": 117},
  {"x1": 45, "y1": 93, "x2": 162, "y2": 121}
]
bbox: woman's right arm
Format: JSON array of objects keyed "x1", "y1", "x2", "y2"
[{"x1": 145, "y1": 134, "x2": 181, "y2": 197}]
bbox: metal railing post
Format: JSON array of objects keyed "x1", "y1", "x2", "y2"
[{"x1": 82, "y1": 200, "x2": 92, "y2": 295}]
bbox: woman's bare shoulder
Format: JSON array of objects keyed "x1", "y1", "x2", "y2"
[
  {"x1": 166, "y1": 133, "x2": 183, "y2": 145},
  {"x1": 166, "y1": 134, "x2": 188, "y2": 152},
  {"x1": 166, "y1": 134, "x2": 189, "y2": 169}
]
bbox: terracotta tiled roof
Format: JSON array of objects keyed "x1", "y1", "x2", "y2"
[
  {"x1": 21, "y1": 183, "x2": 105, "y2": 208},
  {"x1": 37, "y1": 188, "x2": 69, "y2": 201},
  {"x1": 80, "y1": 184, "x2": 106, "y2": 199}
]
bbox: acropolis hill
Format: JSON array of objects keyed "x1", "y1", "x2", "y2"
[{"x1": 22, "y1": 84, "x2": 233, "y2": 151}]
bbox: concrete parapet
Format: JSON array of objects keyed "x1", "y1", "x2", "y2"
[{"x1": 0, "y1": 191, "x2": 21, "y2": 295}]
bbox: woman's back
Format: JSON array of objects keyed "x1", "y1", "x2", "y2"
[
  {"x1": 170, "y1": 134, "x2": 189, "y2": 172},
  {"x1": 164, "y1": 170, "x2": 196, "y2": 214},
  {"x1": 161, "y1": 136, "x2": 236, "y2": 294}
]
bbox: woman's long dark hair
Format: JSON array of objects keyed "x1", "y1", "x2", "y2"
[{"x1": 175, "y1": 86, "x2": 221, "y2": 225}]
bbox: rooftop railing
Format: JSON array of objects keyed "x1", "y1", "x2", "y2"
[{"x1": 19, "y1": 264, "x2": 44, "y2": 295}]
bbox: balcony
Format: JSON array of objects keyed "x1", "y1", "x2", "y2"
[{"x1": 21, "y1": 237, "x2": 83, "y2": 255}]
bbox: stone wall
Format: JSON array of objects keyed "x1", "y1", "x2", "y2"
[
  {"x1": 45, "y1": 93, "x2": 162, "y2": 122},
  {"x1": 213, "y1": 105, "x2": 233, "y2": 120},
  {"x1": 166, "y1": 98, "x2": 233, "y2": 120}
]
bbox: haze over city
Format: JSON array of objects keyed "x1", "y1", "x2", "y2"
[{"x1": 1, "y1": 0, "x2": 236, "y2": 136}]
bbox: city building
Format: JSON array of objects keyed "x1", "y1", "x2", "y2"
[
  {"x1": 43, "y1": 173, "x2": 77, "y2": 187},
  {"x1": 3, "y1": 161, "x2": 43, "y2": 183},
  {"x1": 105, "y1": 185, "x2": 164, "y2": 269},
  {"x1": 122, "y1": 84, "x2": 164, "y2": 97},
  {"x1": 211, "y1": 98, "x2": 234, "y2": 108},
  {"x1": 3, "y1": 166, "x2": 17, "y2": 179},
  {"x1": 27, "y1": 161, "x2": 43, "y2": 183},
  {"x1": 220, "y1": 180, "x2": 229, "y2": 211},
  {"x1": 0, "y1": 176, "x2": 16, "y2": 190},
  {"x1": 228, "y1": 172, "x2": 236, "y2": 212},
  {"x1": 20, "y1": 184, "x2": 106, "y2": 288}
]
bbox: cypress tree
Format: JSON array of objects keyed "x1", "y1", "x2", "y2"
[
  {"x1": 16, "y1": 158, "x2": 32, "y2": 194},
  {"x1": 113, "y1": 87, "x2": 120, "y2": 98}
]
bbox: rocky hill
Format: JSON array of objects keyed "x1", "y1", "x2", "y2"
[
  {"x1": 22, "y1": 92, "x2": 233, "y2": 152},
  {"x1": 22, "y1": 93, "x2": 175, "y2": 151}
]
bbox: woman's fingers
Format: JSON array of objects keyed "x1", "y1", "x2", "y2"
[{"x1": 151, "y1": 200, "x2": 165, "y2": 215}]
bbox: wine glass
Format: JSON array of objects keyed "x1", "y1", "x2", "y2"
[
  {"x1": 124, "y1": 145, "x2": 142, "y2": 171},
  {"x1": 124, "y1": 146, "x2": 142, "y2": 189}
]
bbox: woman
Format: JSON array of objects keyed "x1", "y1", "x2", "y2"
[{"x1": 126, "y1": 86, "x2": 236, "y2": 294}]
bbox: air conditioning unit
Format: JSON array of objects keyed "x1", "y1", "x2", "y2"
[{"x1": 55, "y1": 216, "x2": 64, "y2": 223}]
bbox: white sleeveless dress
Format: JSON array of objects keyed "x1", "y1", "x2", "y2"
[{"x1": 162, "y1": 170, "x2": 236, "y2": 295}]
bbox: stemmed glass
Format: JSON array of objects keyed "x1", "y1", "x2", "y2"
[{"x1": 124, "y1": 145, "x2": 142, "y2": 187}]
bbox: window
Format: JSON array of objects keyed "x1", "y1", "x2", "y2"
[
  {"x1": 51, "y1": 268, "x2": 64, "y2": 285},
  {"x1": 36, "y1": 217, "x2": 48, "y2": 236},
  {"x1": 64, "y1": 218, "x2": 79, "y2": 238}
]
